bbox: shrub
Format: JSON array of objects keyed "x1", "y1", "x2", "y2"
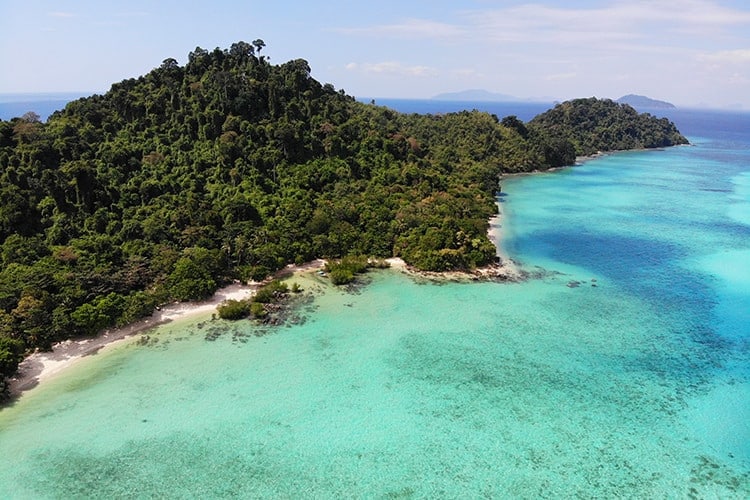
[
  {"x1": 217, "y1": 299, "x2": 250, "y2": 320},
  {"x1": 249, "y1": 301, "x2": 267, "y2": 318},
  {"x1": 252, "y1": 280, "x2": 288, "y2": 303},
  {"x1": 325, "y1": 254, "x2": 371, "y2": 285},
  {"x1": 329, "y1": 268, "x2": 355, "y2": 285}
]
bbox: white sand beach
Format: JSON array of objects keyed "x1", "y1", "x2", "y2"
[
  {"x1": 7, "y1": 260, "x2": 328, "y2": 399},
  {"x1": 5, "y1": 255, "x2": 523, "y2": 400}
]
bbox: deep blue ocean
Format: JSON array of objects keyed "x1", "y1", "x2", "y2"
[{"x1": 0, "y1": 98, "x2": 748, "y2": 497}]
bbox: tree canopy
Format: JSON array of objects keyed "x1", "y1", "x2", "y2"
[
  {"x1": 528, "y1": 97, "x2": 688, "y2": 156},
  {"x1": 0, "y1": 41, "x2": 688, "y2": 391}
]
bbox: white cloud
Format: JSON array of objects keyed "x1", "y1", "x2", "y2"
[
  {"x1": 346, "y1": 61, "x2": 437, "y2": 77},
  {"x1": 698, "y1": 48, "x2": 750, "y2": 64},
  {"x1": 466, "y1": 0, "x2": 750, "y2": 48},
  {"x1": 336, "y1": 18, "x2": 465, "y2": 40}
]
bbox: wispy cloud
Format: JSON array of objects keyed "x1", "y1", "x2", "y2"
[
  {"x1": 698, "y1": 48, "x2": 750, "y2": 64},
  {"x1": 346, "y1": 61, "x2": 438, "y2": 77},
  {"x1": 336, "y1": 18, "x2": 465, "y2": 40},
  {"x1": 466, "y1": 0, "x2": 750, "y2": 48},
  {"x1": 339, "y1": 1, "x2": 750, "y2": 51}
]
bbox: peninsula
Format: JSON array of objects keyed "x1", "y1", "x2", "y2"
[{"x1": 0, "y1": 41, "x2": 688, "y2": 394}]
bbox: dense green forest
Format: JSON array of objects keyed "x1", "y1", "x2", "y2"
[
  {"x1": 0, "y1": 41, "x2": 687, "y2": 392},
  {"x1": 530, "y1": 97, "x2": 688, "y2": 156}
]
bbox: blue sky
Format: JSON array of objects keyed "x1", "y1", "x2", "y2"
[{"x1": 1, "y1": 0, "x2": 749, "y2": 108}]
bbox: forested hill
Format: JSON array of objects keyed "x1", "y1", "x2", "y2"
[
  {"x1": 530, "y1": 97, "x2": 688, "y2": 156},
  {"x1": 0, "y1": 41, "x2": 687, "y2": 391}
]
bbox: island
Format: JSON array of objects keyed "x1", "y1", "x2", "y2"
[
  {"x1": 616, "y1": 94, "x2": 677, "y2": 110},
  {"x1": 0, "y1": 41, "x2": 688, "y2": 395}
]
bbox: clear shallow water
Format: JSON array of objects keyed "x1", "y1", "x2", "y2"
[{"x1": 1, "y1": 108, "x2": 749, "y2": 497}]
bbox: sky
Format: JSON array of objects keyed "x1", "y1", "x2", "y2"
[{"x1": 1, "y1": 0, "x2": 749, "y2": 109}]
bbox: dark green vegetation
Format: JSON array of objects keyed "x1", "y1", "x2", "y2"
[
  {"x1": 0, "y1": 41, "x2": 688, "y2": 392},
  {"x1": 216, "y1": 280, "x2": 299, "y2": 321},
  {"x1": 324, "y1": 255, "x2": 389, "y2": 285},
  {"x1": 530, "y1": 98, "x2": 688, "y2": 156}
]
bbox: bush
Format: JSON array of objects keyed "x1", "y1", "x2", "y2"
[
  {"x1": 325, "y1": 254, "x2": 371, "y2": 285},
  {"x1": 118, "y1": 291, "x2": 159, "y2": 326},
  {"x1": 217, "y1": 299, "x2": 251, "y2": 320},
  {"x1": 252, "y1": 280, "x2": 288, "y2": 303},
  {"x1": 168, "y1": 257, "x2": 217, "y2": 301},
  {"x1": 249, "y1": 301, "x2": 267, "y2": 318},
  {"x1": 329, "y1": 268, "x2": 355, "y2": 285},
  {"x1": 249, "y1": 266, "x2": 270, "y2": 282},
  {"x1": 0, "y1": 335, "x2": 24, "y2": 378}
]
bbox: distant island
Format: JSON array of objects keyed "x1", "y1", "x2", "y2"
[
  {"x1": 432, "y1": 89, "x2": 520, "y2": 102},
  {"x1": 616, "y1": 94, "x2": 676, "y2": 109},
  {"x1": 0, "y1": 41, "x2": 688, "y2": 394}
]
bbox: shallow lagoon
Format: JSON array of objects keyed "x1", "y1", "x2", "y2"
[{"x1": 1, "y1": 110, "x2": 749, "y2": 497}]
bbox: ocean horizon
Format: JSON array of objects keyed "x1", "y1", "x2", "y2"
[
  {"x1": 0, "y1": 101, "x2": 748, "y2": 497},
  {"x1": 1, "y1": 91, "x2": 746, "y2": 123}
]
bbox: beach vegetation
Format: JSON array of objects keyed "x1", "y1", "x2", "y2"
[
  {"x1": 168, "y1": 257, "x2": 217, "y2": 302},
  {"x1": 252, "y1": 280, "x2": 289, "y2": 304},
  {"x1": 325, "y1": 255, "x2": 378, "y2": 285},
  {"x1": 249, "y1": 301, "x2": 267, "y2": 319},
  {"x1": 0, "y1": 335, "x2": 24, "y2": 394},
  {"x1": 216, "y1": 299, "x2": 251, "y2": 320}
]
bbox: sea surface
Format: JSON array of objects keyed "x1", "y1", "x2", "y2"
[
  {"x1": 1, "y1": 102, "x2": 749, "y2": 497},
  {"x1": 0, "y1": 93, "x2": 93, "y2": 121}
]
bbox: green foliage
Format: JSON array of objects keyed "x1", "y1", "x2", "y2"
[
  {"x1": 0, "y1": 335, "x2": 24, "y2": 380},
  {"x1": 249, "y1": 301, "x2": 267, "y2": 318},
  {"x1": 118, "y1": 291, "x2": 159, "y2": 326},
  {"x1": 0, "y1": 41, "x2": 688, "y2": 383},
  {"x1": 216, "y1": 299, "x2": 250, "y2": 320},
  {"x1": 529, "y1": 97, "x2": 689, "y2": 156},
  {"x1": 252, "y1": 280, "x2": 288, "y2": 303},
  {"x1": 329, "y1": 268, "x2": 355, "y2": 285},
  {"x1": 168, "y1": 257, "x2": 217, "y2": 301},
  {"x1": 325, "y1": 255, "x2": 370, "y2": 285},
  {"x1": 71, "y1": 302, "x2": 110, "y2": 336}
]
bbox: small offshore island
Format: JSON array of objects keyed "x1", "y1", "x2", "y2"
[{"x1": 0, "y1": 41, "x2": 687, "y2": 396}]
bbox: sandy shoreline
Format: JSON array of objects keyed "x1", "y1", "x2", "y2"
[
  {"x1": 5, "y1": 250, "x2": 522, "y2": 401},
  {"x1": 6, "y1": 260, "x2": 327, "y2": 400}
]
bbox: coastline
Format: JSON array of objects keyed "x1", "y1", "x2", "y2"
[
  {"x1": 6, "y1": 283, "x2": 256, "y2": 399},
  {"x1": 6, "y1": 260, "x2": 328, "y2": 401},
  {"x1": 4, "y1": 251, "x2": 524, "y2": 402},
  {"x1": 4, "y1": 149, "x2": 673, "y2": 404}
]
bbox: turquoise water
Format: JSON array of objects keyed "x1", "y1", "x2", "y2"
[{"x1": 1, "y1": 111, "x2": 749, "y2": 497}]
